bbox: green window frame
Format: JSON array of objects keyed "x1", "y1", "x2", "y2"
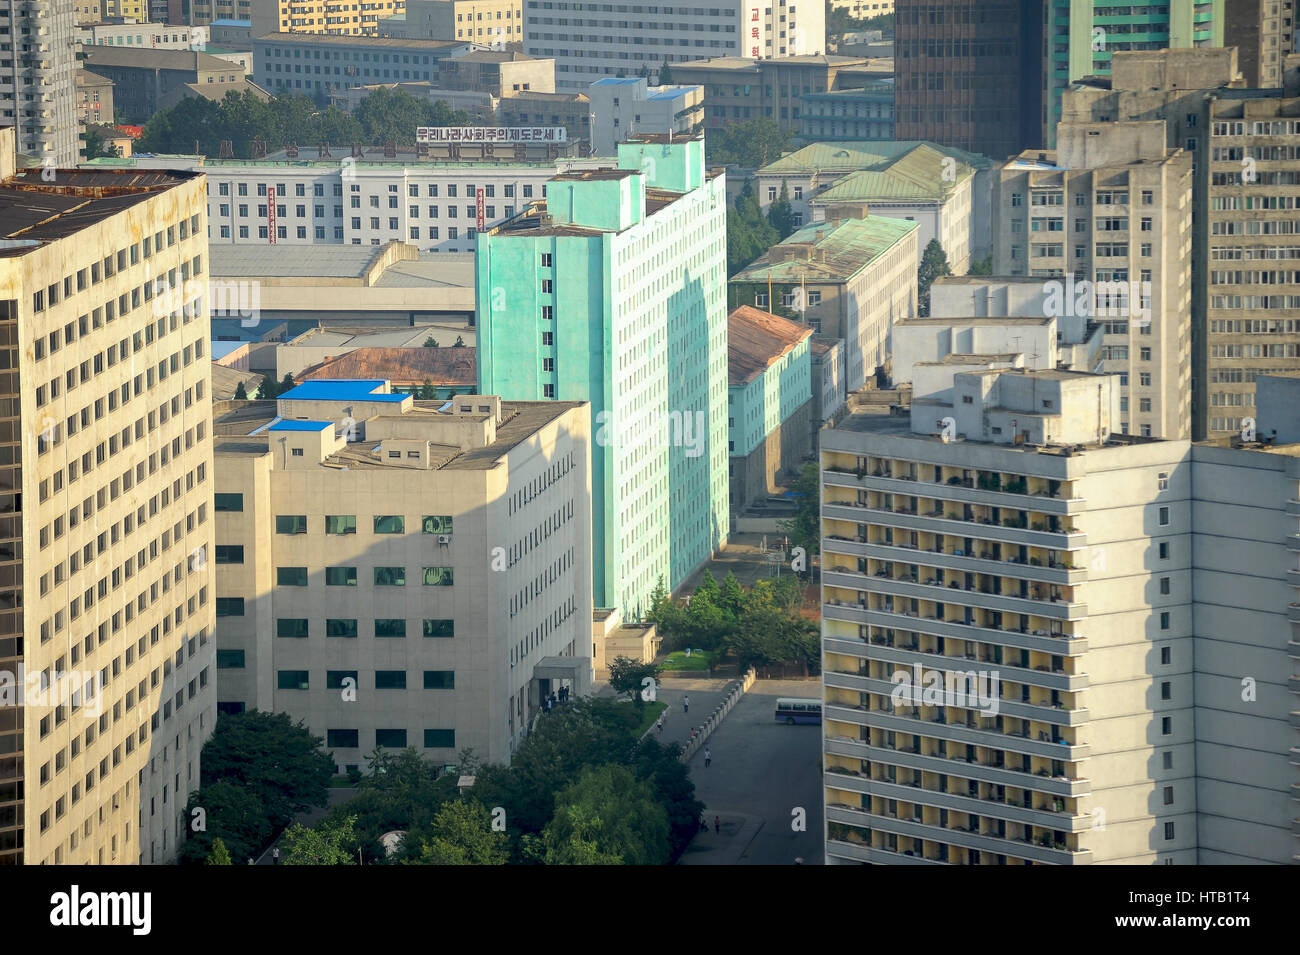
[
  {"x1": 375, "y1": 618, "x2": 407, "y2": 638},
  {"x1": 277, "y1": 670, "x2": 309, "y2": 690},
  {"x1": 276, "y1": 514, "x2": 308, "y2": 534},
  {"x1": 325, "y1": 618, "x2": 358, "y2": 638},
  {"x1": 422, "y1": 566, "x2": 454, "y2": 586},
  {"x1": 276, "y1": 618, "x2": 308, "y2": 638},
  {"x1": 373, "y1": 566, "x2": 405, "y2": 586},
  {"x1": 325, "y1": 566, "x2": 357, "y2": 586},
  {"x1": 423, "y1": 619, "x2": 454, "y2": 638},
  {"x1": 277, "y1": 566, "x2": 308, "y2": 586},
  {"x1": 324, "y1": 515, "x2": 356, "y2": 535},
  {"x1": 214, "y1": 492, "x2": 243, "y2": 512},
  {"x1": 373, "y1": 515, "x2": 405, "y2": 534},
  {"x1": 423, "y1": 670, "x2": 455, "y2": 690}
]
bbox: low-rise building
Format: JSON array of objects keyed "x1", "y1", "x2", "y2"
[
  {"x1": 438, "y1": 49, "x2": 554, "y2": 94},
  {"x1": 669, "y1": 55, "x2": 868, "y2": 133},
  {"x1": 76, "y1": 69, "x2": 115, "y2": 127},
  {"x1": 799, "y1": 81, "x2": 894, "y2": 142},
  {"x1": 586, "y1": 78, "x2": 704, "y2": 155},
  {"x1": 381, "y1": 0, "x2": 524, "y2": 48},
  {"x1": 811, "y1": 334, "x2": 847, "y2": 437},
  {"x1": 727, "y1": 306, "x2": 813, "y2": 512},
  {"x1": 730, "y1": 205, "x2": 919, "y2": 392},
  {"x1": 294, "y1": 345, "x2": 478, "y2": 397},
  {"x1": 79, "y1": 46, "x2": 257, "y2": 121},
  {"x1": 212, "y1": 380, "x2": 595, "y2": 767},
  {"x1": 253, "y1": 33, "x2": 468, "y2": 98}
]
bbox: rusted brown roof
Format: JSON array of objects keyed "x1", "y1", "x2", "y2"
[
  {"x1": 728, "y1": 306, "x2": 812, "y2": 387},
  {"x1": 296, "y1": 346, "x2": 477, "y2": 387}
]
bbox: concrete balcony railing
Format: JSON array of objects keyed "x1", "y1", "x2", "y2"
[
  {"x1": 821, "y1": 732, "x2": 1091, "y2": 797},
  {"x1": 824, "y1": 671, "x2": 1089, "y2": 725},
  {"x1": 857, "y1": 811, "x2": 1093, "y2": 865},
  {"x1": 1285, "y1": 499, "x2": 1300, "y2": 517},
  {"x1": 822, "y1": 604, "x2": 1089, "y2": 656},
  {"x1": 822, "y1": 468, "x2": 1086, "y2": 515},
  {"x1": 822, "y1": 538, "x2": 1089, "y2": 586},
  {"x1": 822, "y1": 501, "x2": 1087, "y2": 551},
  {"x1": 823, "y1": 568, "x2": 1088, "y2": 621},
  {"x1": 825, "y1": 777, "x2": 1091, "y2": 833},
  {"x1": 823, "y1": 640, "x2": 1088, "y2": 692},
  {"x1": 825, "y1": 837, "x2": 943, "y2": 864}
]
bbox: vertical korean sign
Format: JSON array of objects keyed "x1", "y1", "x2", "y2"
[
  {"x1": 267, "y1": 185, "x2": 277, "y2": 244},
  {"x1": 751, "y1": 7, "x2": 760, "y2": 58},
  {"x1": 476, "y1": 187, "x2": 486, "y2": 232}
]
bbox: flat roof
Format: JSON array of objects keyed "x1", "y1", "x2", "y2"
[
  {"x1": 267, "y1": 420, "x2": 333, "y2": 432},
  {"x1": 278, "y1": 380, "x2": 408, "y2": 403},
  {"x1": 208, "y1": 243, "x2": 474, "y2": 285},
  {"x1": 256, "y1": 32, "x2": 462, "y2": 49}
]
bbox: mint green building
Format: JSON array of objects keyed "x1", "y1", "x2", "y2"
[
  {"x1": 475, "y1": 134, "x2": 730, "y2": 617},
  {"x1": 1045, "y1": 0, "x2": 1223, "y2": 147}
]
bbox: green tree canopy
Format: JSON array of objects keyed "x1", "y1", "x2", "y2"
[
  {"x1": 607, "y1": 656, "x2": 662, "y2": 705},
  {"x1": 181, "y1": 780, "x2": 272, "y2": 864},
  {"x1": 232, "y1": 380, "x2": 248, "y2": 401},
  {"x1": 541, "y1": 765, "x2": 670, "y2": 865},
  {"x1": 767, "y1": 179, "x2": 796, "y2": 238},
  {"x1": 918, "y1": 238, "x2": 952, "y2": 317},
  {"x1": 777, "y1": 460, "x2": 821, "y2": 561},
  {"x1": 281, "y1": 815, "x2": 359, "y2": 865},
  {"x1": 416, "y1": 800, "x2": 509, "y2": 865},
  {"x1": 206, "y1": 837, "x2": 233, "y2": 865},
  {"x1": 705, "y1": 117, "x2": 792, "y2": 169}
]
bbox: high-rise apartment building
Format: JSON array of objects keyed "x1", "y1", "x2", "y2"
[
  {"x1": 0, "y1": 127, "x2": 216, "y2": 864},
  {"x1": 993, "y1": 121, "x2": 1194, "y2": 439},
  {"x1": 893, "y1": 0, "x2": 1042, "y2": 159},
  {"x1": 1042, "y1": 0, "x2": 1224, "y2": 147},
  {"x1": 1226, "y1": 0, "x2": 1295, "y2": 87},
  {"x1": 211, "y1": 383, "x2": 594, "y2": 765},
  {"x1": 190, "y1": 0, "x2": 406, "y2": 34},
  {"x1": 523, "y1": 0, "x2": 826, "y2": 92},
  {"x1": 820, "y1": 371, "x2": 1298, "y2": 864},
  {"x1": 380, "y1": 0, "x2": 524, "y2": 47},
  {"x1": 476, "y1": 133, "x2": 729, "y2": 616},
  {"x1": 1061, "y1": 48, "x2": 1300, "y2": 439},
  {"x1": 1, "y1": 2, "x2": 79, "y2": 167}
]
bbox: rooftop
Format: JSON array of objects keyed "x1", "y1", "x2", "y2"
[
  {"x1": 812, "y1": 143, "x2": 974, "y2": 201},
  {"x1": 897, "y1": 315, "x2": 1052, "y2": 326},
  {"x1": 731, "y1": 214, "x2": 919, "y2": 284},
  {"x1": 296, "y1": 346, "x2": 477, "y2": 386},
  {"x1": 674, "y1": 54, "x2": 868, "y2": 71},
  {"x1": 208, "y1": 244, "x2": 473, "y2": 286},
  {"x1": 728, "y1": 305, "x2": 812, "y2": 386},
  {"x1": 255, "y1": 32, "x2": 462, "y2": 49},
  {"x1": 759, "y1": 140, "x2": 992, "y2": 176},
  {"x1": 81, "y1": 46, "x2": 239, "y2": 72},
  {"x1": 278, "y1": 380, "x2": 408, "y2": 403},
  {"x1": 267, "y1": 420, "x2": 333, "y2": 432}
]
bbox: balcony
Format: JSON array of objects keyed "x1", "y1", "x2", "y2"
[
  {"x1": 822, "y1": 538, "x2": 1088, "y2": 585},
  {"x1": 824, "y1": 670, "x2": 1088, "y2": 724},
  {"x1": 822, "y1": 605, "x2": 1088, "y2": 655},
  {"x1": 823, "y1": 568, "x2": 1088, "y2": 621},
  {"x1": 822, "y1": 501, "x2": 1087, "y2": 551},
  {"x1": 822, "y1": 468, "x2": 1085, "y2": 515},
  {"x1": 1286, "y1": 499, "x2": 1300, "y2": 517},
  {"x1": 826, "y1": 777, "x2": 1090, "y2": 832},
  {"x1": 825, "y1": 837, "x2": 942, "y2": 864},
  {"x1": 860, "y1": 812, "x2": 1092, "y2": 864},
  {"x1": 824, "y1": 640, "x2": 1088, "y2": 692}
]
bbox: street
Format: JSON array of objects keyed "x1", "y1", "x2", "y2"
[{"x1": 678, "y1": 678, "x2": 824, "y2": 865}]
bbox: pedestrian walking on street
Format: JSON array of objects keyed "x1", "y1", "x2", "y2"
[
  {"x1": 714, "y1": 816, "x2": 720, "y2": 834},
  {"x1": 704, "y1": 747, "x2": 712, "y2": 768},
  {"x1": 272, "y1": 846, "x2": 280, "y2": 865},
  {"x1": 683, "y1": 694, "x2": 690, "y2": 713}
]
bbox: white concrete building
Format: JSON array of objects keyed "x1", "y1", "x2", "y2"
[
  {"x1": 586, "y1": 77, "x2": 704, "y2": 155},
  {"x1": 821, "y1": 371, "x2": 1300, "y2": 865},
  {"x1": 200, "y1": 151, "x2": 612, "y2": 254},
  {"x1": 212, "y1": 381, "x2": 594, "y2": 767},
  {"x1": 525, "y1": 0, "x2": 826, "y2": 91},
  {"x1": 2, "y1": 1, "x2": 80, "y2": 166}
]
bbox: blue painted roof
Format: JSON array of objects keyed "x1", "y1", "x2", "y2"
[
  {"x1": 268, "y1": 420, "x2": 333, "y2": 432},
  {"x1": 278, "y1": 380, "x2": 407, "y2": 403},
  {"x1": 592, "y1": 77, "x2": 640, "y2": 86}
]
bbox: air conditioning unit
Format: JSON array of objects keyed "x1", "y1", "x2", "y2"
[{"x1": 437, "y1": 534, "x2": 451, "y2": 544}]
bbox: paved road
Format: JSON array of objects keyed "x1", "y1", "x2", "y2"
[{"x1": 680, "y1": 678, "x2": 823, "y2": 865}]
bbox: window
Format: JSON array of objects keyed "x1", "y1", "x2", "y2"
[
  {"x1": 1162, "y1": 751, "x2": 1173, "y2": 769},
  {"x1": 424, "y1": 729, "x2": 455, "y2": 748},
  {"x1": 423, "y1": 619, "x2": 454, "y2": 638},
  {"x1": 276, "y1": 514, "x2": 307, "y2": 534},
  {"x1": 1163, "y1": 821, "x2": 1175, "y2": 840},
  {"x1": 215, "y1": 650, "x2": 245, "y2": 668},
  {"x1": 216, "y1": 597, "x2": 244, "y2": 617},
  {"x1": 214, "y1": 546, "x2": 244, "y2": 564},
  {"x1": 423, "y1": 671, "x2": 455, "y2": 689},
  {"x1": 1159, "y1": 542, "x2": 1170, "y2": 560},
  {"x1": 1162, "y1": 786, "x2": 1174, "y2": 805},
  {"x1": 326, "y1": 672, "x2": 358, "y2": 690},
  {"x1": 276, "y1": 618, "x2": 309, "y2": 638},
  {"x1": 422, "y1": 515, "x2": 453, "y2": 535},
  {"x1": 277, "y1": 670, "x2": 309, "y2": 690},
  {"x1": 277, "y1": 566, "x2": 308, "y2": 586},
  {"x1": 1157, "y1": 471, "x2": 1168, "y2": 491},
  {"x1": 1159, "y1": 577, "x2": 1170, "y2": 595},
  {"x1": 374, "y1": 567, "x2": 406, "y2": 586},
  {"x1": 376, "y1": 729, "x2": 407, "y2": 748},
  {"x1": 214, "y1": 493, "x2": 243, "y2": 512},
  {"x1": 422, "y1": 567, "x2": 454, "y2": 586},
  {"x1": 373, "y1": 515, "x2": 405, "y2": 534},
  {"x1": 375, "y1": 671, "x2": 407, "y2": 689},
  {"x1": 375, "y1": 619, "x2": 407, "y2": 638},
  {"x1": 326, "y1": 619, "x2": 358, "y2": 638},
  {"x1": 1161, "y1": 681, "x2": 1172, "y2": 700},
  {"x1": 1158, "y1": 506, "x2": 1170, "y2": 526},
  {"x1": 1159, "y1": 611, "x2": 1171, "y2": 630},
  {"x1": 325, "y1": 515, "x2": 356, "y2": 534},
  {"x1": 325, "y1": 566, "x2": 357, "y2": 587},
  {"x1": 1160, "y1": 646, "x2": 1171, "y2": 665},
  {"x1": 327, "y1": 729, "x2": 359, "y2": 748}
]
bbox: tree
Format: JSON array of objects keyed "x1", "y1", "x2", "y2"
[
  {"x1": 279, "y1": 372, "x2": 296, "y2": 395},
  {"x1": 418, "y1": 379, "x2": 437, "y2": 400},
  {"x1": 705, "y1": 118, "x2": 792, "y2": 170},
  {"x1": 197, "y1": 710, "x2": 334, "y2": 832},
  {"x1": 658, "y1": 59, "x2": 673, "y2": 85},
  {"x1": 416, "y1": 800, "x2": 508, "y2": 865},
  {"x1": 718, "y1": 571, "x2": 746, "y2": 618},
  {"x1": 918, "y1": 238, "x2": 951, "y2": 317},
  {"x1": 607, "y1": 656, "x2": 662, "y2": 705},
  {"x1": 233, "y1": 380, "x2": 248, "y2": 400},
  {"x1": 966, "y1": 254, "x2": 993, "y2": 276},
  {"x1": 777, "y1": 460, "x2": 821, "y2": 564},
  {"x1": 180, "y1": 780, "x2": 272, "y2": 864},
  {"x1": 281, "y1": 815, "x2": 359, "y2": 865},
  {"x1": 541, "y1": 765, "x2": 670, "y2": 865},
  {"x1": 454, "y1": 335, "x2": 465, "y2": 347},
  {"x1": 83, "y1": 128, "x2": 115, "y2": 160},
  {"x1": 423, "y1": 335, "x2": 439, "y2": 347},
  {"x1": 767, "y1": 179, "x2": 796, "y2": 239},
  {"x1": 254, "y1": 376, "x2": 278, "y2": 400},
  {"x1": 207, "y1": 837, "x2": 233, "y2": 865},
  {"x1": 727, "y1": 179, "x2": 779, "y2": 276}
]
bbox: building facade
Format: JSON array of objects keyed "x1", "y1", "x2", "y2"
[
  {"x1": 79, "y1": 47, "x2": 251, "y2": 122},
  {"x1": 0, "y1": 128, "x2": 216, "y2": 864},
  {"x1": 253, "y1": 33, "x2": 465, "y2": 97},
  {"x1": 75, "y1": 70, "x2": 115, "y2": 128},
  {"x1": 380, "y1": 0, "x2": 525, "y2": 47},
  {"x1": 799, "y1": 82, "x2": 894, "y2": 142},
  {"x1": 524, "y1": 0, "x2": 827, "y2": 91},
  {"x1": 476, "y1": 134, "x2": 729, "y2": 616},
  {"x1": 211, "y1": 383, "x2": 593, "y2": 766},
  {"x1": 586, "y1": 78, "x2": 704, "y2": 155},
  {"x1": 668, "y1": 55, "x2": 866, "y2": 132},
  {"x1": 1, "y1": 1, "x2": 80, "y2": 166},
  {"x1": 1225, "y1": 0, "x2": 1295, "y2": 87}
]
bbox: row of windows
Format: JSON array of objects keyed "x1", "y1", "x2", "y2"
[
  {"x1": 270, "y1": 566, "x2": 454, "y2": 587},
  {"x1": 29, "y1": 225, "x2": 200, "y2": 315},
  {"x1": 311, "y1": 728, "x2": 455, "y2": 750},
  {"x1": 270, "y1": 670, "x2": 454, "y2": 690}
]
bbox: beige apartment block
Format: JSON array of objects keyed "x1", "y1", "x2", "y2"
[
  {"x1": 211, "y1": 383, "x2": 594, "y2": 768},
  {"x1": 189, "y1": 0, "x2": 406, "y2": 34},
  {"x1": 820, "y1": 370, "x2": 1298, "y2": 864},
  {"x1": 1226, "y1": 0, "x2": 1294, "y2": 88},
  {"x1": 993, "y1": 121, "x2": 1194, "y2": 439},
  {"x1": 0, "y1": 127, "x2": 216, "y2": 865},
  {"x1": 382, "y1": 0, "x2": 524, "y2": 48}
]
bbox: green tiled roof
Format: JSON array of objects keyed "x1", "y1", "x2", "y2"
[
  {"x1": 760, "y1": 139, "x2": 991, "y2": 176},
  {"x1": 813, "y1": 143, "x2": 974, "y2": 201},
  {"x1": 730, "y1": 214, "x2": 919, "y2": 284}
]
